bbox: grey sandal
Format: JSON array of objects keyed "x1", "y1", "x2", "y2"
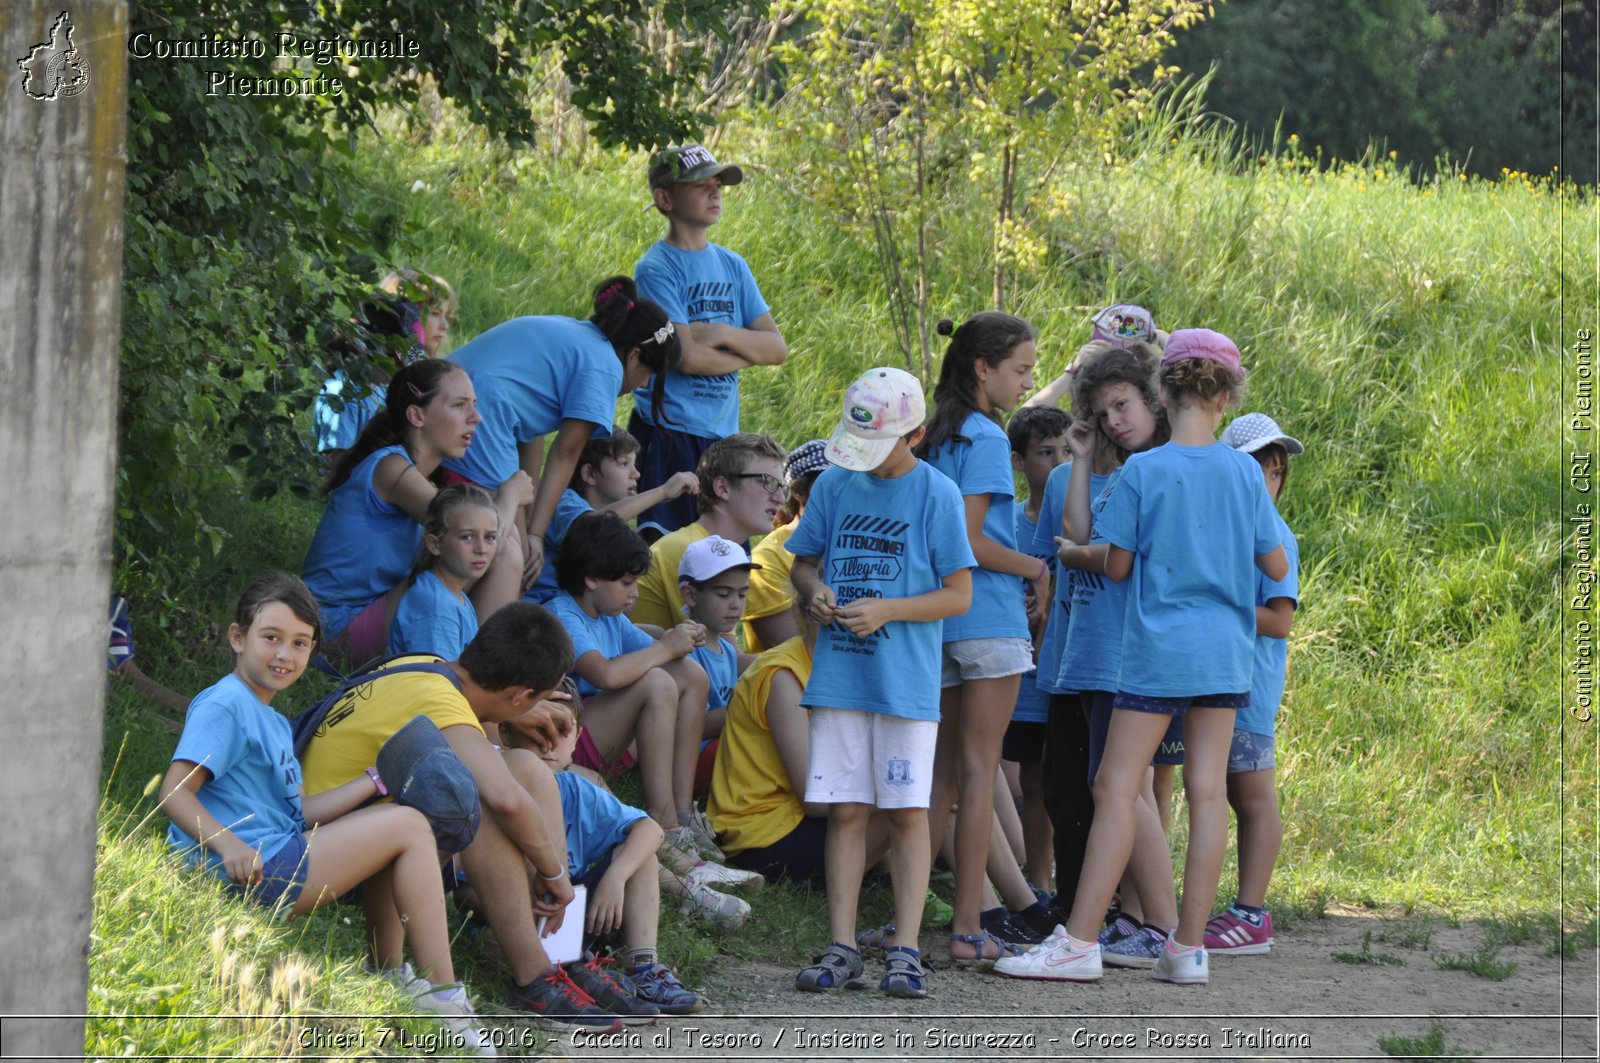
[
  {"x1": 795, "y1": 943, "x2": 866, "y2": 992},
  {"x1": 880, "y1": 945, "x2": 929, "y2": 998}
]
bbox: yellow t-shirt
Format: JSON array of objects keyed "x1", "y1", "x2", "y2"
[
  {"x1": 629, "y1": 522, "x2": 708, "y2": 631},
  {"x1": 741, "y1": 522, "x2": 797, "y2": 654},
  {"x1": 706, "y1": 636, "x2": 813, "y2": 854},
  {"x1": 299, "y1": 656, "x2": 485, "y2": 795}
]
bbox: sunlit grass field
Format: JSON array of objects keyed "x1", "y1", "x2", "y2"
[{"x1": 92, "y1": 114, "x2": 1589, "y2": 1055}]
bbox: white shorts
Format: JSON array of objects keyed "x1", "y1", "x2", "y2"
[
  {"x1": 940, "y1": 636, "x2": 1035, "y2": 687},
  {"x1": 804, "y1": 707, "x2": 938, "y2": 809}
]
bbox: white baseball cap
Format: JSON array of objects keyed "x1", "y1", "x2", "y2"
[
  {"x1": 825, "y1": 366, "x2": 926, "y2": 471},
  {"x1": 1221, "y1": 412, "x2": 1304, "y2": 456},
  {"x1": 678, "y1": 535, "x2": 762, "y2": 585}
]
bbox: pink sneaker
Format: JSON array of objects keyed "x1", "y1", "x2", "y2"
[{"x1": 1203, "y1": 908, "x2": 1273, "y2": 955}]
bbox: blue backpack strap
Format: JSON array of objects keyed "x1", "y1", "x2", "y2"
[{"x1": 292, "y1": 657, "x2": 462, "y2": 756}]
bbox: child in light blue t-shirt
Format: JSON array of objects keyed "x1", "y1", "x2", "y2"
[
  {"x1": 629, "y1": 145, "x2": 788, "y2": 537},
  {"x1": 998, "y1": 406, "x2": 1070, "y2": 899},
  {"x1": 789, "y1": 367, "x2": 975, "y2": 999},
  {"x1": 388, "y1": 485, "x2": 498, "y2": 660},
  {"x1": 1203, "y1": 413, "x2": 1304, "y2": 957},
  {"x1": 549, "y1": 511, "x2": 737, "y2": 869},
  {"x1": 915, "y1": 314, "x2": 1053, "y2": 966},
  {"x1": 678, "y1": 535, "x2": 761, "y2": 785},
  {"x1": 1040, "y1": 329, "x2": 1288, "y2": 989}
]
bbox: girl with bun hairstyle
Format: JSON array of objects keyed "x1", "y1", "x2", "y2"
[
  {"x1": 304, "y1": 358, "x2": 533, "y2": 663},
  {"x1": 916, "y1": 313, "x2": 1054, "y2": 966},
  {"x1": 440, "y1": 276, "x2": 683, "y2": 588}
]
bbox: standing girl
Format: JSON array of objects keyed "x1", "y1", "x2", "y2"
[
  {"x1": 917, "y1": 313, "x2": 1052, "y2": 965},
  {"x1": 1000, "y1": 329, "x2": 1287, "y2": 986},
  {"x1": 440, "y1": 276, "x2": 683, "y2": 590},
  {"x1": 302, "y1": 359, "x2": 532, "y2": 663},
  {"x1": 159, "y1": 574, "x2": 491, "y2": 1053},
  {"x1": 387, "y1": 485, "x2": 501, "y2": 660}
]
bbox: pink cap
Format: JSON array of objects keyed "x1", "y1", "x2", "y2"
[{"x1": 1161, "y1": 328, "x2": 1244, "y2": 374}]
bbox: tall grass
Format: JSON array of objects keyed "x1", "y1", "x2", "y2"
[{"x1": 95, "y1": 108, "x2": 1590, "y2": 1053}]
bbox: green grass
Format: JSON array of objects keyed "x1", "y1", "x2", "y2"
[
  {"x1": 1434, "y1": 943, "x2": 1519, "y2": 981},
  {"x1": 1331, "y1": 930, "x2": 1406, "y2": 967},
  {"x1": 1378, "y1": 1019, "x2": 1483, "y2": 1060},
  {"x1": 96, "y1": 104, "x2": 1593, "y2": 1053}
]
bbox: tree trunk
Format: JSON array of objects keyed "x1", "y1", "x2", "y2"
[{"x1": 0, "y1": 1, "x2": 127, "y2": 1056}]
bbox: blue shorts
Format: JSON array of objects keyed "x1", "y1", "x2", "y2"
[
  {"x1": 1112, "y1": 691, "x2": 1249, "y2": 716},
  {"x1": 626, "y1": 413, "x2": 714, "y2": 539},
  {"x1": 1227, "y1": 729, "x2": 1276, "y2": 773},
  {"x1": 1085, "y1": 691, "x2": 1186, "y2": 783},
  {"x1": 727, "y1": 815, "x2": 828, "y2": 884},
  {"x1": 227, "y1": 833, "x2": 308, "y2": 909}
]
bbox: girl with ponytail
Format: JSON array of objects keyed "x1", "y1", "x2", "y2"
[
  {"x1": 304, "y1": 359, "x2": 533, "y2": 664},
  {"x1": 915, "y1": 312, "x2": 1055, "y2": 966},
  {"x1": 439, "y1": 276, "x2": 683, "y2": 588}
]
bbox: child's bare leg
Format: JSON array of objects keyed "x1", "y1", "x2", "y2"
[
  {"x1": 994, "y1": 766, "x2": 1026, "y2": 863},
  {"x1": 660, "y1": 655, "x2": 709, "y2": 818},
  {"x1": 363, "y1": 863, "x2": 405, "y2": 971},
  {"x1": 924, "y1": 687, "x2": 962, "y2": 878},
  {"x1": 1227, "y1": 767, "x2": 1281, "y2": 909},
  {"x1": 824, "y1": 802, "x2": 872, "y2": 945},
  {"x1": 1064, "y1": 710, "x2": 1172, "y2": 943},
  {"x1": 584, "y1": 673, "x2": 679, "y2": 828},
  {"x1": 1174, "y1": 706, "x2": 1236, "y2": 945},
  {"x1": 1123, "y1": 778, "x2": 1179, "y2": 930},
  {"x1": 986, "y1": 808, "x2": 1037, "y2": 911},
  {"x1": 292, "y1": 805, "x2": 455, "y2": 984},
  {"x1": 621, "y1": 850, "x2": 663, "y2": 951},
  {"x1": 948, "y1": 675, "x2": 1019, "y2": 949},
  {"x1": 1018, "y1": 760, "x2": 1053, "y2": 893},
  {"x1": 885, "y1": 807, "x2": 930, "y2": 950},
  {"x1": 1152, "y1": 763, "x2": 1176, "y2": 836}
]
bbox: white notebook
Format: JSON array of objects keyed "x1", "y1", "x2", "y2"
[{"x1": 535, "y1": 884, "x2": 586, "y2": 965}]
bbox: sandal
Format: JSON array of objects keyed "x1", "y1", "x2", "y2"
[
  {"x1": 855, "y1": 923, "x2": 896, "y2": 953},
  {"x1": 947, "y1": 930, "x2": 1023, "y2": 969},
  {"x1": 880, "y1": 945, "x2": 929, "y2": 999},
  {"x1": 795, "y1": 943, "x2": 866, "y2": 992}
]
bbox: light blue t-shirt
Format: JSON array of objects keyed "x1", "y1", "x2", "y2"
[
  {"x1": 692, "y1": 638, "x2": 741, "y2": 710},
  {"x1": 302, "y1": 444, "x2": 423, "y2": 640},
  {"x1": 526, "y1": 490, "x2": 595, "y2": 605},
  {"x1": 630, "y1": 241, "x2": 771, "y2": 440},
  {"x1": 1031, "y1": 462, "x2": 1112, "y2": 695},
  {"x1": 1056, "y1": 468, "x2": 1131, "y2": 694},
  {"x1": 555, "y1": 771, "x2": 649, "y2": 887},
  {"x1": 923, "y1": 412, "x2": 1029, "y2": 643},
  {"x1": 1239, "y1": 514, "x2": 1300, "y2": 737},
  {"x1": 1096, "y1": 442, "x2": 1283, "y2": 698},
  {"x1": 314, "y1": 372, "x2": 386, "y2": 453},
  {"x1": 387, "y1": 570, "x2": 479, "y2": 660},
  {"x1": 547, "y1": 591, "x2": 656, "y2": 697},
  {"x1": 442, "y1": 316, "x2": 622, "y2": 488},
  {"x1": 1011, "y1": 505, "x2": 1051, "y2": 724},
  {"x1": 787, "y1": 462, "x2": 976, "y2": 721},
  {"x1": 166, "y1": 674, "x2": 306, "y2": 876}
]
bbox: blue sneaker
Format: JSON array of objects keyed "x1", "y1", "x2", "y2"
[
  {"x1": 1102, "y1": 926, "x2": 1166, "y2": 969},
  {"x1": 628, "y1": 962, "x2": 704, "y2": 1015},
  {"x1": 1098, "y1": 914, "x2": 1140, "y2": 948}
]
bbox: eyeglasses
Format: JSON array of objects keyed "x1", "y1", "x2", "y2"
[{"x1": 731, "y1": 472, "x2": 790, "y2": 500}]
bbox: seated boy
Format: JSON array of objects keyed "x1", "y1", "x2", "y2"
[
  {"x1": 677, "y1": 535, "x2": 761, "y2": 794},
  {"x1": 545, "y1": 511, "x2": 724, "y2": 861},
  {"x1": 498, "y1": 706, "x2": 705, "y2": 1018},
  {"x1": 527, "y1": 428, "x2": 700, "y2": 604}
]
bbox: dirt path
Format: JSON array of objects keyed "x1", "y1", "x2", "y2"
[{"x1": 519, "y1": 909, "x2": 1596, "y2": 1061}]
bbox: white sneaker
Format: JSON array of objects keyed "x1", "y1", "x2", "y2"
[
  {"x1": 681, "y1": 881, "x2": 750, "y2": 929},
  {"x1": 684, "y1": 860, "x2": 765, "y2": 894},
  {"x1": 368, "y1": 961, "x2": 433, "y2": 996},
  {"x1": 415, "y1": 984, "x2": 498, "y2": 1057},
  {"x1": 1151, "y1": 941, "x2": 1210, "y2": 985},
  {"x1": 684, "y1": 805, "x2": 726, "y2": 861},
  {"x1": 993, "y1": 929, "x2": 1101, "y2": 982}
]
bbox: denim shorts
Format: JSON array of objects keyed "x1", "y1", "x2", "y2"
[
  {"x1": 228, "y1": 833, "x2": 308, "y2": 909},
  {"x1": 1112, "y1": 691, "x2": 1250, "y2": 716},
  {"x1": 1227, "y1": 728, "x2": 1276, "y2": 773},
  {"x1": 1085, "y1": 690, "x2": 1186, "y2": 782},
  {"x1": 940, "y1": 637, "x2": 1035, "y2": 687}
]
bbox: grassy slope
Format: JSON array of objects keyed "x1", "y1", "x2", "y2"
[{"x1": 93, "y1": 121, "x2": 1589, "y2": 1053}]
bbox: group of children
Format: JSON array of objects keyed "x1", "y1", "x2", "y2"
[{"x1": 151, "y1": 138, "x2": 1307, "y2": 1049}]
